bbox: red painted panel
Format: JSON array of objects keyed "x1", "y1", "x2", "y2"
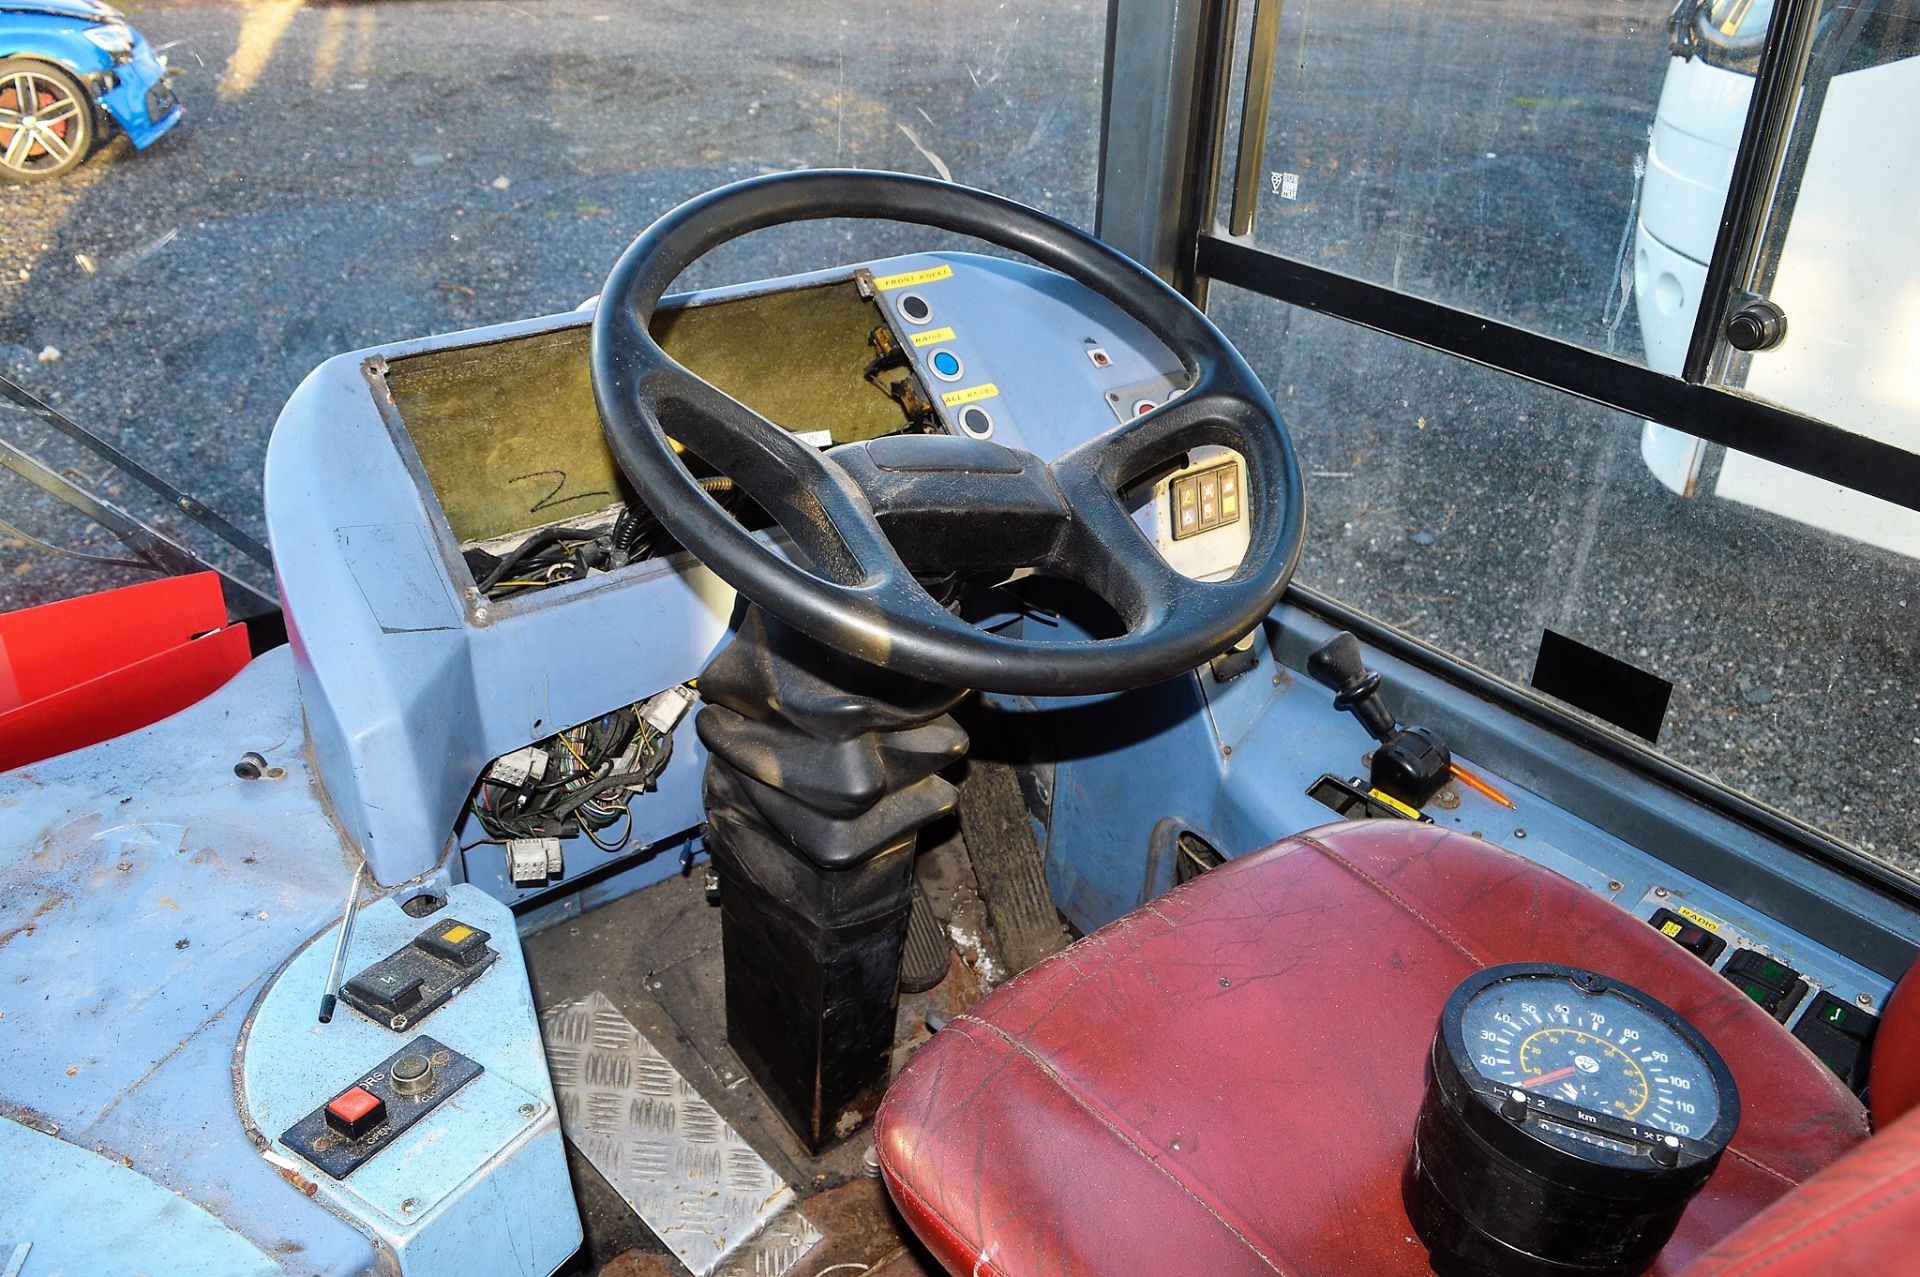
[
  {"x1": 0, "y1": 620, "x2": 249, "y2": 771},
  {"x1": 0, "y1": 572, "x2": 229, "y2": 713}
]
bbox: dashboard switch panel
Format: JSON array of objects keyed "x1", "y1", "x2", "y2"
[
  {"x1": 283, "y1": 1035, "x2": 483, "y2": 1179},
  {"x1": 1635, "y1": 886, "x2": 1879, "y2": 1090},
  {"x1": 1170, "y1": 460, "x2": 1243, "y2": 540},
  {"x1": 341, "y1": 917, "x2": 500, "y2": 1031}
]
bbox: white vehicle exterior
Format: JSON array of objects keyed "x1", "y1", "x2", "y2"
[{"x1": 1633, "y1": 0, "x2": 1920, "y2": 557}]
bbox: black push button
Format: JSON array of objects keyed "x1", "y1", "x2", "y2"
[
  {"x1": 413, "y1": 920, "x2": 492, "y2": 968},
  {"x1": 1648, "y1": 909, "x2": 1727, "y2": 964},
  {"x1": 343, "y1": 966, "x2": 424, "y2": 1013},
  {"x1": 1794, "y1": 993, "x2": 1879, "y2": 1091},
  {"x1": 1794, "y1": 1019, "x2": 1867, "y2": 1090}
]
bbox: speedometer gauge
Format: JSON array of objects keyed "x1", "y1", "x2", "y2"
[
  {"x1": 1460, "y1": 975, "x2": 1722, "y2": 1137},
  {"x1": 1406, "y1": 963, "x2": 1739, "y2": 1277}
]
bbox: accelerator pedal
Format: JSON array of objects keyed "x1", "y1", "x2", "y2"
[
  {"x1": 900, "y1": 877, "x2": 951, "y2": 994},
  {"x1": 542, "y1": 991, "x2": 822, "y2": 1276},
  {"x1": 955, "y1": 758, "x2": 1072, "y2": 976}
]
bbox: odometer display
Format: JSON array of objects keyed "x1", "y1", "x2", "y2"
[{"x1": 1461, "y1": 983, "x2": 1720, "y2": 1137}]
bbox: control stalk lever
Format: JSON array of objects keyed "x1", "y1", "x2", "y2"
[{"x1": 1306, "y1": 631, "x2": 1452, "y2": 809}]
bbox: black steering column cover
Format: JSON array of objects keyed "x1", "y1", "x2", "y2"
[{"x1": 591, "y1": 169, "x2": 1303, "y2": 695}]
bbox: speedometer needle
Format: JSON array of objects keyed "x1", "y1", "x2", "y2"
[{"x1": 1520, "y1": 1066, "x2": 1578, "y2": 1090}]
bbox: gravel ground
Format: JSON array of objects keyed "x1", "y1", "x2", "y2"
[{"x1": 1, "y1": 0, "x2": 1914, "y2": 869}]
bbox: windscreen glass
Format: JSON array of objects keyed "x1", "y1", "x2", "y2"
[
  {"x1": 1208, "y1": 287, "x2": 1920, "y2": 877},
  {"x1": 0, "y1": 0, "x2": 1106, "y2": 610},
  {"x1": 1221, "y1": 0, "x2": 1735, "y2": 363}
]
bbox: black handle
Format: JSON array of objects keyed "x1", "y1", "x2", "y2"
[{"x1": 1307, "y1": 632, "x2": 1397, "y2": 742}]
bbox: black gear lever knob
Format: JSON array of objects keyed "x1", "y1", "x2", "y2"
[
  {"x1": 1306, "y1": 631, "x2": 1452, "y2": 809},
  {"x1": 1307, "y1": 632, "x2": 1397, "y2": 742}
]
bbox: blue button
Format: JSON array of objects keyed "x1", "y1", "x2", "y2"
[{"x1": 930, "y1": 350, "x2": 962, "y2": 379}]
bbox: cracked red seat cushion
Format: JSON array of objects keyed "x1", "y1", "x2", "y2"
[{"x1": 876, "y1": 821, "x2": 1868, "y2": 1277}]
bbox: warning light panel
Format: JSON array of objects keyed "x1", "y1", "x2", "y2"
[{"x1": 1169, "y1": 460, "x2": 1244, "y2": 541}]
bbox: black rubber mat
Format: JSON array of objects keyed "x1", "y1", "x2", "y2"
[
  {"x1": 899, "y1": 877, "x2": 949, "y2": 994},
  {"x1": 954, "y1": 758, "x2": 1072, "y2": 975}
]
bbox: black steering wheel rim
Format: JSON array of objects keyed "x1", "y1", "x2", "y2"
[{"x1": 591, "y1": 169, "x2": 1303, "y2": 695}]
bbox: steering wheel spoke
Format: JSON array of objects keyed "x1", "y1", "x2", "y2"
[
  {"x1": 1046, "y1": 455, "x2": 1195, "y2": 630},
  {"x1": 625, "y1": 364, "x2": 905, "y2": 588}
]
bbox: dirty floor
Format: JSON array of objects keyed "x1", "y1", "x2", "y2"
[{"x1": 523, "y1": 819, "x2": 995, "y2": 1277}]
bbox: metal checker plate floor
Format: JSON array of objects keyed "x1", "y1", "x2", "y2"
[{"x1": 543, "y1": 990, "x2": 820, "y2": 1276}]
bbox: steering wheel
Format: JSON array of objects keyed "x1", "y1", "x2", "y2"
[{"x1": 591, "y1": 170, "x2": 1303, "y2": 696}]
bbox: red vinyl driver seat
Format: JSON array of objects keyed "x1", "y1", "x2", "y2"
[{"x1": 876, "y1": 822, "x2": 1871, "y2": 1276}]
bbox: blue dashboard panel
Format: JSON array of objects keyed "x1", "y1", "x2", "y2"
[
  {"x1": 863, "y1": 254, "x2": 1186, "y2": 459},
  {"x1": 0, "y1": 651, "x2": 387, "y2": 1275},
  {"x1": 1034, "y1": 615, "x2": 1907, "y2": 1060},
  {"x1": 0, "y1": 1119, "x2": 283, "y2": 1276},
  {"x1": 263, "y1": 251, "x2": 1195, "y2": 893},
  {"x1": 0, "y1": 651, "x2": 586, "y2": 1276}
]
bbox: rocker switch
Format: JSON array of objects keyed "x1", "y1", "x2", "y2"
[{"x1": 413, "y1": 921, "x2": 492, "y2": 968}]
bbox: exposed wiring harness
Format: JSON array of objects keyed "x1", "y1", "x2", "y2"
[
  {"x1": 863, "y1": 325, "x2": 939, "y2": 430},
  {"x1": 467, "y1": 703, "x2": 674, "y2": 848},
  {"x1": 465, "y1": 484, "x2": 745, "y2": 600}
]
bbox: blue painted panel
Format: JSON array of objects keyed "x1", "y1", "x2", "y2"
[
  {"x1": 239, "y1": 884, "x2": 579, "y2": 1277},
  {"x1": 0, "y1": 649, "x2": 377, "y2": 1274},
  {"x1": 264, "y1": 254, "x2": 1184, "y2": 888},
  {"x1": 1037, "y1": 675, "x2": 1223, "y2": 928},
  {"x1": 1035, "y1": 615, "x2": 1894, "y2": 1021},
  {"x1": 0, "y1": 1119, "x2": 282, "y2": 1276}
]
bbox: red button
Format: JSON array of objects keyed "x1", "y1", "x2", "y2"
[{"x1": 325, "y1": 1085, "x2": 386, "y2": 1139}]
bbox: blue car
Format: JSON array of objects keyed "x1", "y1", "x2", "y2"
[{"x1": 0, "y1": 0, "x2": 180, "y2": 181}]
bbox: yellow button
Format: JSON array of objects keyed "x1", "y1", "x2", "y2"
[{"x1": 441, "y1": 924, "x2": 476, "y2": 944}]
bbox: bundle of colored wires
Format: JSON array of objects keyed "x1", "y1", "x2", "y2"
[{"x1": 468, "y1": 704, "x2": 673, "y2": 850}]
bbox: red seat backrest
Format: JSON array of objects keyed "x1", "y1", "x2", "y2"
[
  {"x1": 1678, "y1": 1103, "x2": 1920, "y2": 1275},
  {"x1": 1867, "y1": 953, "x2": 1920, "y2": 1130}
]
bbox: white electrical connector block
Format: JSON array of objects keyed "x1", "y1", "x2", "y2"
[
  {"x1": 506, "y1": 837, "x2": 563, "y2": 885},
  {"x1": 487, "y1": 746, "x2": 548, "y2": 787},
  {"x1": 639, "y1": 684, "x2": 698, "y2": 736}
]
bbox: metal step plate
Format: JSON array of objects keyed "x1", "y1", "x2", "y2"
[{"x1": 542, "y1": 991, "x2": 821, "y2": 1276}]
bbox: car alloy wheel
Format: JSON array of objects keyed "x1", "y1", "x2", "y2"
[{"x1": 0, "y1": 62, "x2": 93, "y2": 181}]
